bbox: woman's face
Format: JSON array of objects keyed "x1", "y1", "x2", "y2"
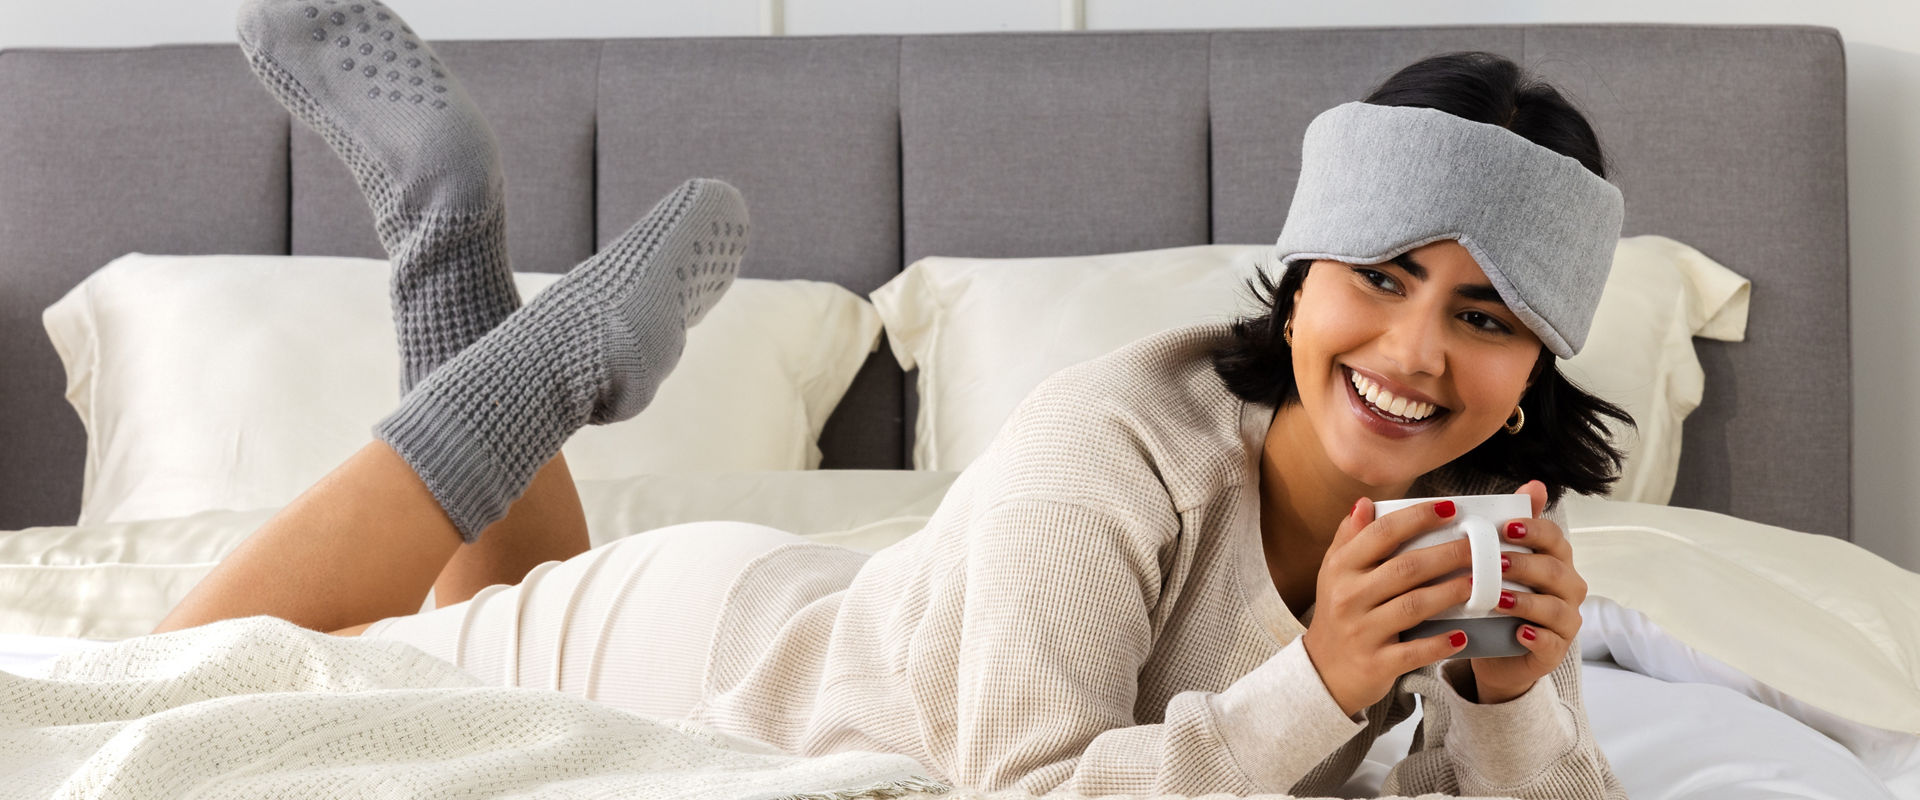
[{"x1": 1288, "y1": 239, "x2": 1542, "y2": 489}]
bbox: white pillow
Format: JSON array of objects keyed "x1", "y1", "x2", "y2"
[
  {"x1": 42, "y1": 254, "x2": 883, "y2": 525},
  {"x1": 870, "y1": 236, "x2": 1750, "y2": 504}
]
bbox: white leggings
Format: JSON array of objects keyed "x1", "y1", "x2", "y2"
[{"x1": 360, "y1": 520, "x2": 807, "y2": 721}]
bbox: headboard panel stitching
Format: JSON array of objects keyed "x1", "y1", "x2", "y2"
[{"x1": 0, "y1": 28, "x2": 1852, "y2": 539}]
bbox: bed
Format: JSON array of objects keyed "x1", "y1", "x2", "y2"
[{"x1": 1, "y1": 22, "x2": 1914, "y2": 800}]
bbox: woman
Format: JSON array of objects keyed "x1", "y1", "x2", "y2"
[{"x1": 157, "y1": 2, "x2": 1629, "y2": 796}]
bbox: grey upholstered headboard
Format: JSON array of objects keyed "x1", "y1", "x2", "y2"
[{"x1": 0, "y1": 25, "x2": 1850, "y2": 538}]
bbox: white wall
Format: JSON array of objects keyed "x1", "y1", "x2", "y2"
[{"x1": 5, "y1": 0, "x2": 1916, "y2": 570}]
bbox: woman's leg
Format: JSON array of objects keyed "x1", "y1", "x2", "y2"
[
  {"x1": 355, "y1": 521, "x2": 827, "y2": 719},
  {"x1": 153, "y1": 444, "x2": 588, "y2": 633},
  {"x1": 155, "y1": 177, "x2": 747, "y2": 636},
  {"x1": 163, "y1": 0, "x2": 746, "y2": 636},
  {"x1": 221, "y1": 0, "x2": 586, "y2": 618},
  {"x1": 154, "y1": 441, "x2": 461, "y2": 635},
  {"x1": 433, "y1": 453, "x2": 591, "y2": 608}
]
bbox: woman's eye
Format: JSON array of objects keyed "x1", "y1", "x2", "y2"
[
  {"x1": 1461, "y1": 310, "x2": 1512, "y2": 334},
  {"x1": 1355, "y1": 268, "x2": 1400, "y2": 293}
]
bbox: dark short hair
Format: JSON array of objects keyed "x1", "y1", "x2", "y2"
[{"x1": 1210, "y1": 52, "x2": 1633, "y2": 505}]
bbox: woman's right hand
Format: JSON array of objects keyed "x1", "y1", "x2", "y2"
[{"x1": 1300, "y1": 497, "x2": 1476, "y2": 718}]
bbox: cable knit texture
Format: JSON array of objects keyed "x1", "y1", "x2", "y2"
[
  {"x1": 374, "y1": 178, "x2": 747, "y2": 541},
  {"x1": 687, "y1": 322, "x2": 1625, "y2": 798}
]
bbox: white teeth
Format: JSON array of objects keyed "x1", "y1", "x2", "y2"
[{"x1": 1346, "y1": 369, "x2": 1438, "y2": 421}]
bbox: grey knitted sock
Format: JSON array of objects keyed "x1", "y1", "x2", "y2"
[
  {"x1": 236, "y1": 0, "x2": 519, "y2": 394},
  {"x1": 374, "y1": 178, "x2": 747, "y2": 542}
]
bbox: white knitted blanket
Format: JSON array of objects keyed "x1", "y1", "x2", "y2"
[
  {"x1": 0, "y1": 616, "x2": 945, "y2": 800},
  {"x1": 0, "y1": 617, "x2": 1514, "y2": 800}
]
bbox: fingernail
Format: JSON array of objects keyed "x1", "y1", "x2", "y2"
[
  {"x1": 1498, "y1": 591, "x2": 1517, "y2": 609},
  {"x1": 1520, "y1": 625, "x2": 1537, "y2": 641},
  {"x1": 1435, "y1": 500, "x2": 1456, "y2": 519},
  {"x1": 1449, "y1": 631, "x2": 1467, "y2": 648},
  {"x1": 1506, "y1": 521, "x2": 1527, "y2": 539},
  {"x1": 1500, "y1": 554, "x2": 1511, "y2": 572},
  {"x1": 1351, "y1": 499, "x2": 1362, "y2": 518}
]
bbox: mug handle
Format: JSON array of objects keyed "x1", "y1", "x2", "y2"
[{"x1": 1461, "y1": 515, "x2": 1502, "y2": 616}]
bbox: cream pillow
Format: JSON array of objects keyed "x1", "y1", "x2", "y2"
[
  {"x1": 42, "y1": 254, "x2": 882, "y2": 525},
  {"x1": 1563, "y1": 495, "x2": 1920, "y2": 736},
  {"x1": 870, "y1": 236, "x2": 1749, "y2": 504},
  {"x1": 1558, "y1": 236, "x2": 1750, "y2": 503}
]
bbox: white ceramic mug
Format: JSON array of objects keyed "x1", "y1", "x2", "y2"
[{"x1": 1372, "y1": 493, "x2": 1534, "y2": 659}]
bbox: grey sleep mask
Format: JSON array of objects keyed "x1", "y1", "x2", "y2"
[{"x1": 1272, "y1": 101, "x2": 1625, "y2": 357}]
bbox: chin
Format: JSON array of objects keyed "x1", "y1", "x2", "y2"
[{"x1": 1322, "y1": 441, "x2": 1436, "y2": 492}]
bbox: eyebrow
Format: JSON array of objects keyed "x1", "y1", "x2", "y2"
[{"x1": 1387, "y1": 252, "x2": 1505, "y2": 304}]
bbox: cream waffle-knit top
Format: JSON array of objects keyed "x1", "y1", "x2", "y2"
[{"x1": 688, "y1": 322, "x2": 1625, "y2": 798}]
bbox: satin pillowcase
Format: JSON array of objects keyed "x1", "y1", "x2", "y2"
[
  {"x1": 43, "y1": 253, "x2": 882, "y2": 525},
  {"x1": 869, "y1": 235, "x2": 1750, "y2": 505}
]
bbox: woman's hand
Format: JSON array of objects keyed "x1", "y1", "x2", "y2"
[
  {"x1": 1301, "y1": 497, "x2": 1478, "y2": 718},
  {"x1": 1468, "y1": 480, "x2": 1588, "y2": 704}
]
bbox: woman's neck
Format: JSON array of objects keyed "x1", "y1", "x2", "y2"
[{"x1": 1258, "y1": 404, "x2": 1414, "y2": 610}]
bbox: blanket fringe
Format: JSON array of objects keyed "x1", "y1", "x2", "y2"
[{"x1": 778, "y1": 774, "x2": 953, "y2": 800}]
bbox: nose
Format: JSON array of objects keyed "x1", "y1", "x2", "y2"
[{"x1": 1376, "y1": 304, "x2": 1446, "y2": 377}]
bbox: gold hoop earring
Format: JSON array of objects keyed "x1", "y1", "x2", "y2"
[
  {"x1": 1282, "y1": 320, "x2": 1294, "y2": 347},
  {"x1": 1504, "y1": 405, "x2": 1526, "y2": 435}
]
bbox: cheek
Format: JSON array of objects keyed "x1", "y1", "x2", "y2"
[
  {"x1": 1455, "y1": 356, "x2": 1536, "y2": 422},
  {"x1": 1291, "y1": 291, "x2": 1376, "y2": 362}
]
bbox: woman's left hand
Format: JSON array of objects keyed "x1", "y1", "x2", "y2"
[{"x1": 1469, "y1": 479, "x2": 1587, "y2": 704}]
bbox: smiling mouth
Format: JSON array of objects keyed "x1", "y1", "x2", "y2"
[{"x1": 1342, "y1": 366, "x2": 1450, "y2": 432}]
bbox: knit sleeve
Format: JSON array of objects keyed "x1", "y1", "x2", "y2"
[
  {"x1": 943, "y1": 497, "x2": 1366, "y2": 795},
  {"x1": 1379, "y1": 500, "x2": 1628, "y2": 798}
]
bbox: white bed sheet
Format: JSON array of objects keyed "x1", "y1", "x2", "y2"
[
  {"x1": 0, "y1": 633, "x2": 110, "y2": 678},
  {"x1": 1340, "y1": 597, "x2": 1917, "y2": 799},
  {"x1": 4, "y1": 473, "x2": 1917, "y2": 798}
]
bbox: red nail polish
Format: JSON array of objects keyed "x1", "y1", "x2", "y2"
[
  {"x1": 1520, "y1": 626, "x2": 1537, "y2": 641},
  {"x1": 1500, "y1": 554, "x2": 1511, "y2": 572},
  {"x1": 1449, "y1": 631, "x2": 1467, "y2": 648},
  {"x1": 1351, "y1": 499, "x2": 1362, "y2": 518},
  {"x1": 1435, "y1": 500, "x2": 1456, "y2": 519},
  {"x1": 1506, "y1": 521, "x2": 1527, "y2": 539},
  {"x1": 1498, "y1": 591, "x2": 1517, "y2": 609}
]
